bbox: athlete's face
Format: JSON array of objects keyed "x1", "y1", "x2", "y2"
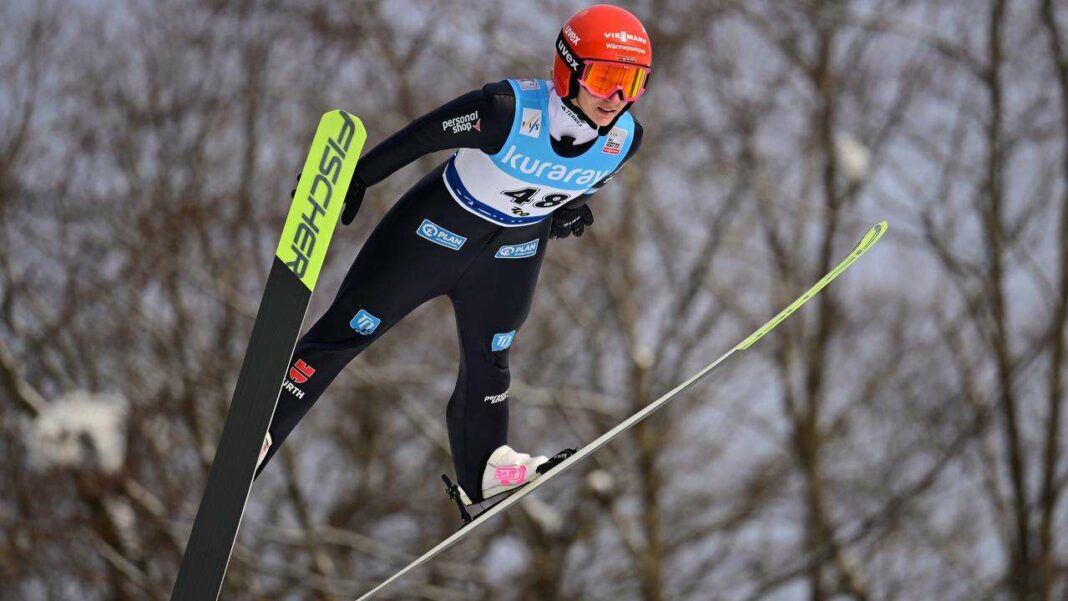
[{"x1": 575, "y1": 86, "x2": 626, "y2": 127}]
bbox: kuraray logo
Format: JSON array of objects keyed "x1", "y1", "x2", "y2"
[
  {"x1": 495, "y1": 239, "x2": 539, "y2": 259},
  {"x1": 484, "y1": 390, "x2": 509, "y2": 404},
  {"x1": 417, "y1": 218, "x2": 466, "y2": 250},
  {"x1": 603, "y1": 127, "x2": 627, "y2": 155},
  {"x1": 443, "y1": 111, "x2": 480, "y2": 134},
  {"x1": 491, "y1": 330, "x2": 516, "y2": 351},
  {"x1": 564, "y1": 24, "x2": 581, "y2": 45},
  {"x1": 289, "y1": 359, "x2": 316, "y2": 384},
  {"x1": 520, "y1": 108, "x2": 542, "y2": 138},
  {"x1": 498, "y1": 145, "x2": 609, "y2": 185},
  {"x1": 350, "y1": 309, "x2": 381, "y2": 335}
]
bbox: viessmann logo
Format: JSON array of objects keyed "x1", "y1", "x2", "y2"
[
  {"x1": 285, "y1": 111, "x2": 359, "y2": 282},
  {"x1": 604, "y1": 30, "x2": 647, "y2": 44}
]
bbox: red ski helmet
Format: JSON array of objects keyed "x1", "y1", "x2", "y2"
[{"x1": 553, "y1": 4, "x2": 653, "y2": 102}]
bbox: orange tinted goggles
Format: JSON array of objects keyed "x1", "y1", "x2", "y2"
[{"x1": 579, "y1": 61, "x2": 650, "y2": 102}]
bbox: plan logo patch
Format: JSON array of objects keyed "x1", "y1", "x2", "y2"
[
  {"x1": 603, "y1": 127, "x2": 627, "y2": 155},
  {"x1": 520, "y1": 108, "x2": 542, "y2": 138},
  {"x1": 350, "y1": 309, "x2": 381, "y2": 336},
  {"x1": 495, "y1": 239, "x2": 539, "y2": 259},
  {"x1": 491, "y1": 330, "x2": 516, "y2": 352},
  {"x1": 416, "y1": 218, "x2": 467, "y2": 251}
]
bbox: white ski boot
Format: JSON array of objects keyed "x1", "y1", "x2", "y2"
[
  {"x1": 256, "y1": 432, "x2": 272, "y2": 470},
  {"x1": 457, "y1": 444, "x2": 549, "y2": 505}
]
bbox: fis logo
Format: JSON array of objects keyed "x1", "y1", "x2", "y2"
[
  {"x1": 289, "y1": 359, "x2": 316, "y2": 384},
  {"x1": 520, "y1": 108, "x2": 542, "y2": 138},
  {"x1": 491, "y1": 330, "x2": 516, "y2": 352},
  {"x1": 350, "y1": 309, "x2": 381, "y2": 336},
  {"x1": 495, "y1": 239, "x2": 539, "y2": 259},
  {"x1": 484, "y1": 390, "x2": 509, "y2": 404},
  {"x1": 517, "y1": 78, "x2": 540, "y2": 91},
  {"x1": 442, "y1": 111, "x2": 480, "y2": 134},
  {"x1": 417, "y1": 219, "x2": 467, "y2": 250}
]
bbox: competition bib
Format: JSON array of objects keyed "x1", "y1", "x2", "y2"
[{"x1": 443, "y1": 79, "x2": 633, "y2": 227}]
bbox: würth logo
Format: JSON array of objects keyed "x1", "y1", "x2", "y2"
[
  {"x1": 289, "y1": 359, "x2": 316, "y2": 384},
  {"x1": 282, "y1": 379, "x2": 306, "y2": 400}
]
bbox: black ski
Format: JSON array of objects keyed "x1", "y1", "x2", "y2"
[{"x1": 170, "y1": 110, "x2": 366, "y2": 601}]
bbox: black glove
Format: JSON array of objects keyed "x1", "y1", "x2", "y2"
[
  {"x1": 289, "y1": 172, "x2": 366, "y2": 226},
  {"x1": 341, "y1": 177, "x2": 366, "y2": 226},
  {"x1": 549, "y1": 204, "x2": 594, "y2": 239}
]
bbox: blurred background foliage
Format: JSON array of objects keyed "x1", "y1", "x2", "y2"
[{"x1": 1, "y1": 0, "x2": 1067, "y2": 599}]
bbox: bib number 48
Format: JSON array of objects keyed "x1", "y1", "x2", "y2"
[{"x1": 502, "y1": 187, "x2": 570, "y2": 209}]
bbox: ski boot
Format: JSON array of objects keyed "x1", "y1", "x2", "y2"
[
  {"x1": 256, "y1": 432, "x2": 272, "y2": 470},
  {"x1": 442, "y1": 444, "x2": 576, "y2": 525}
]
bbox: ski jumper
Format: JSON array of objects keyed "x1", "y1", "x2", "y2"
[{"x1": 258, "y1": 79, "x2": 643, "y2": 501}]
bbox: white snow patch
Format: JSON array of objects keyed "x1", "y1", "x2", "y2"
[
  {"x1": 105, "y1": 497, "x2": 139, "y2": 552},
  {"x1": 28, "y1": 391, "x2": 128, "y2": 473},
  {"x1": 521, "y1": 494, "x2": 564, "y2": 535},
  {"x1": 587, "y1": 469, "x2": 615, "y2": 496},
  {"x1": 835, "y1": 133, "x2": 871, "y2": 182}
]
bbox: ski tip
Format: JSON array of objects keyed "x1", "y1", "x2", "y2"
[
  {"x1": 853, "y1": 220, "x2": 889, "y2": 254},
  {"x1": 325, "y1": 108, "x2": 364, "y2": 128}
]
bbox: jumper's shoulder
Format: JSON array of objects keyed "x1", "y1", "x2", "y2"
[
  {"x1": 481, "y1": 79, "x2": 516, "y2": 98},
  {"x1": 623, "y1": 116, "x2": 643, "y2": 162}
]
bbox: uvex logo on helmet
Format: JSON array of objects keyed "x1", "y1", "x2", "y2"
[
  {"x1": 556, "y1": 38, "x2": 580, "y2": 72},
  {"x1": 564, "y1": 24, "x2": 581, "y2": 45}
]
